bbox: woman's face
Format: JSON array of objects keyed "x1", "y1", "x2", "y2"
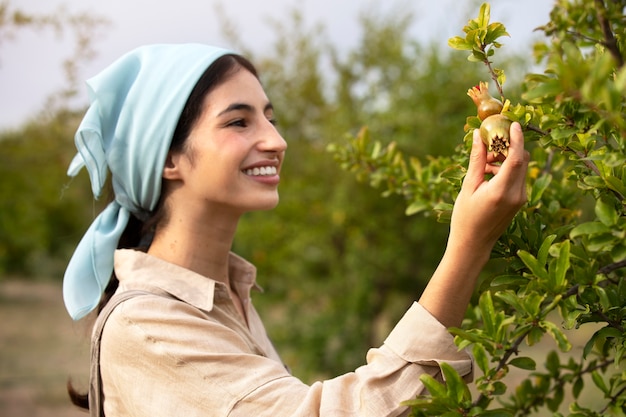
[{"x1": 166, "y1": 68, "x2": 287, "y2": 218}]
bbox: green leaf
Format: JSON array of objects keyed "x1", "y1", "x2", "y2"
[
  {"x1": 551, "y1": 240, "x2": 570, "y2": 291},
  {"x1": 509, "y1": 356, "x2": 537, "y2": 370},
  {"x1": 611, "y1": 242, "x2": 626, "y2": 262},
  {"x1": 545, "y1": 350, "x2": 560, "y2": 375},
  {"x1": 591, "y1": 370, "x2": 609, "y2": 395},
  {"x1": 537, "y1": 234, "x2": 557, "y2": 266},
  {"x1": 441, "y1": 362, "x2": 471, "y2": 403},
  {"x1": 490, "y1": 381, "x2": 507, "y2": 395},
  {"x1": 477, "y1": 3, "x2": 491, "y2": 28},
  {"x1": 470, "y1": 49, "x2": 487, "y2": 62},
  {"x1": 401, "y1": 397, "x2": 450, "y2": 414},
  {"x1": 472, "y1": 344, "x2": 490, "y2": 374},
  {"x1": 405, "y1": 200, "x2": 428, "y2": 216},
  {"x1": 477, "y1": 410, "x2": 514, "y2": 417},
  {"x1": 605, "y1": 175, "x2": 626, "y2": 196},
  {"x1": 490, "y1": 274, "x2": 527, "y2": 287},
  {"x1": 588, "y1": 233, "x2": 618, "y2": 252},
  {"x1": 479, "y1": 291, "x2": 496, "y2": 336},
  {"x1": 572, "y1": 377, "x2": 584, "y2": 399},
  {"x1": 419, "y1": 373, "x2": 448, "y2": 398},
  {"x1": 595, "y1": 196, "x2": 618, "y2": 226},
  {"x1": 542, "y1": 321, "x2": 572, "y2": 352},
  {"x1": 518, "y1": 250, "x2": 549, "y2": 280},
  {"x1": 448, "y1": 36, "x2": 471, "y2": 51},
  {"x1": 529, "y1": 173, "x2": 553, "y2": 206},
  {"x1": 546, "y1": 385, "x2": 564, "y2": 412},
  {"x1": 450, "y1": 327, "x2": 485, "y2": 345},
  {"x1": 494, "y1": 290, "x2": 523, "y2": 313},
  {"x1": 570, "y1": 221, "x2": 611, "y2": 238},
  {"x1": 484, "y1": 22, "x2": 509, "y2": 45}
]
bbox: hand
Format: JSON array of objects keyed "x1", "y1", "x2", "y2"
[
  {"x1": 448, "y1": 122, "x2": 530, "y2": 257},
  {"x1": 418, "y1": 123, "x2": 529, "y2": 327}
]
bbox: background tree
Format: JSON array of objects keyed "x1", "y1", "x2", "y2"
[
  {"x1": 0, "y1": 0, "x2": 108, "y2": 276},
  {"x1": 331, "y1": 1, "x2": 626, "y2": 415}
]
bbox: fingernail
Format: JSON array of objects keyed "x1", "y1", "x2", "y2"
[{"x1": 473, "y1": 129, "x2": 481, "y2": 144}]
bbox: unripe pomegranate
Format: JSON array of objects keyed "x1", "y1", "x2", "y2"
[
  {"x1": 467, "y1": 81, "x2": 503, "y2": 120},
  {"x1": 467, "y1": 81, "x2": 511, "y2": 157},
  {"x1": 479, "y1": 114, "x2": 511, "y2": 157}
]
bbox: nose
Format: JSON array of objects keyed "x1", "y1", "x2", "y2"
[{"x1": 259, "y1": 120, "x2": 287, "y2": 153}]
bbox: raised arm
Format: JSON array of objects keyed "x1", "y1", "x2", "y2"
[{"x1": 419, "y1": 122, "x2": 530, "y2": 328}]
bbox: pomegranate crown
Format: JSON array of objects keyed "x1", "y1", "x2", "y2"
[{"x1": 467, "y1": 81, "x2": 492, "y2": 105}]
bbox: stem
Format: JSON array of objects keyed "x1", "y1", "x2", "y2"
[
  {"x1": 525, "y1": 123, "x2": 548, "y2": 136},
  {"x1": 595, "y1": 309, "x2": 625, "y2": 333},
  {"x1": 598, "y1": 260, "x2": 626, "y2": 275},
  {"x1": 601, "y1": 384, "x2": 626, "y2": 414},
  {"x1": 472, "y1": 330, "x2": 531, "y2": 408},
  {"x1": 594, "y1": 0, "x2": 624, "y2": 68}
]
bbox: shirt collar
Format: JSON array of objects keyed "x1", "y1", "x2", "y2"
[{"x1": 113, "y1": 249, "x2": 261, "y2": 312}]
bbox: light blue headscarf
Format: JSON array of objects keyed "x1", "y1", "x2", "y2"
[{"x1": 63, "y1": 43, "x2": 233, "y2": 320}]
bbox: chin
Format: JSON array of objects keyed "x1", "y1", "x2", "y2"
[
  {"x1": 258, "y1": 200, "x2": 280, "y2": 211},
  {"x1": 250, "y1": 196, "x2": 280, "y2": 212}
]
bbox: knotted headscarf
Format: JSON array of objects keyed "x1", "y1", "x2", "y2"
[{"x1": 63, "y1": 44, "x2": 232, "y2": 320}]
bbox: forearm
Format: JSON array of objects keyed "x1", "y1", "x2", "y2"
[
  {"x1": 418, "y1": 239, "x2": 492, "y2": 328},
  {"x1": 418, "y1": 123, "x2": 529, "y2": 328}
]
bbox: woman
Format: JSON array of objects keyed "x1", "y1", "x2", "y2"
[{"x1": 65, "y1": 43, "x2": 529, "y2": 416}]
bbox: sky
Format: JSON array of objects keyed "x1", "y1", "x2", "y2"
[{"x1": 0, "y1": 0, "x2": 555, "y2": 130}]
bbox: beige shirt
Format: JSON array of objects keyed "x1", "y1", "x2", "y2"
[{"x1": 100, "y1": 249, "x2": 472, "y2": 417}]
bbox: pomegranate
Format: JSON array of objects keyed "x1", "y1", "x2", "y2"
[
  {"x1": 467, "y1": 81, "x2": 511, "y2": 157},
  {"x1": 479, "y1": 114, "x2": 512, "y2": 157}
]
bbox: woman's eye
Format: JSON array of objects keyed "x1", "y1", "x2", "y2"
[
  {"x1": 268, "y1": 117, "x2": 278, "y2": 126},
  {"x1": 228, "y1": 119, "x2": 247, "y2": 128}
]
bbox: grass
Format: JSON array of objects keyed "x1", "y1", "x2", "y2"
[{"x1": 0, "y1": 279, "x2": 90, "y2": 417}]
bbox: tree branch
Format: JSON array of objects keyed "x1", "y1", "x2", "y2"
[
  {"x1": 598, "y1": 259, "x2": 626, "y2": 275},
  {"x1": 594, "y1": 0, "x2": 624, "y2": 68}
]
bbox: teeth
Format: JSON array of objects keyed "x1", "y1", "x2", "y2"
[{"x1": 244, "y1": 166, "x2": 277, "y2": 176}]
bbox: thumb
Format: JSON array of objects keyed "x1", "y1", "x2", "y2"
[{"x1": 463, "y1": 129, "x2": 487, "y2": 192}]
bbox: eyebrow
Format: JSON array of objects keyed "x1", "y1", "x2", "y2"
[{"x1": 217, "y1": 102, "x2": 274, "y2": 117}]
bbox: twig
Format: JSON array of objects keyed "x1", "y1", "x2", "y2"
[
  {"x1": 594, "y1": 0, "x2": 625, "y2": 68},
  {"x1": 598, "y1": 260, "x2": 626, "y2": 275},
  {"x1": 472, "y1": 330, "x2": 531, "y2": 408}
]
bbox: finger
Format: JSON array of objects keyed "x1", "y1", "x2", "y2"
[
  {"x1": 503, "y1": 122, "x2": 529, "y2": 169},
  {"x1": 487, "y1": 152, "x2": 506, "y2": 164},
  {"x1": 493, "y1": 122, "x2": 530, "y2": 200},
  {"x1": 463, "y1": 129, "x2": 488, "y2": 191},
  {"x1": 485, "y1": 164, "x2": 501, "y2": 176}
]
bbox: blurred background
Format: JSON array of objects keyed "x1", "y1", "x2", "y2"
[{"x1": 0, "y1": 0, "x2": 552, "y2": 415}]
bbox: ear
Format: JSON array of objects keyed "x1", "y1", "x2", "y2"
[{"x1": 162, "y1": 151, "x2": 184, "y2": 180}]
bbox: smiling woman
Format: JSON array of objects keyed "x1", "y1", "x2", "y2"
[{"x1": 63, "y1": 42, "x2": 529, "y2": 416}]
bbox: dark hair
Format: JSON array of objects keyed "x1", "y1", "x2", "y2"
[{"x1": 68, "y1": 53, "x2": 259, "y2": 411}]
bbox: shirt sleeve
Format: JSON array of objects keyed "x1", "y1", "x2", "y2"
[{"x1": 100, "y1": 298, "x2": 472, "y2": 417}]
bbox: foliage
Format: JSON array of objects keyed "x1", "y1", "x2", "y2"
[
  {"x1": 0, "y1": 0, "x2": 108, "y2": 277},
  {"x1": 0, "y1": 110, "x2": 100, "y2": 277},
  {"x1": 329, "y1": 1, "x2": 626, "y2": 415}
]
